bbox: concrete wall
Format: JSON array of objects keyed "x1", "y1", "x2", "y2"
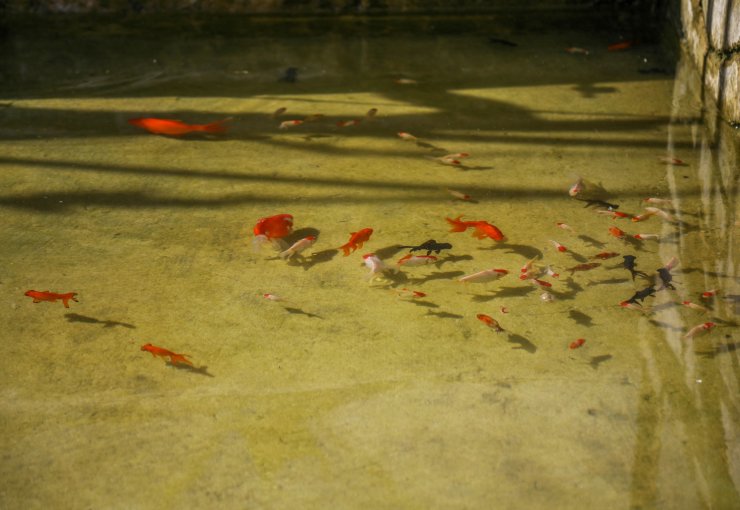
[{"x1": 677, "y1": 0, "x2": 740, "y2": 126}]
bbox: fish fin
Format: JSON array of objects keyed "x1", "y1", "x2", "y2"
[{"x1": 201, "y1": 120, "x2": 229, "y2": 134}]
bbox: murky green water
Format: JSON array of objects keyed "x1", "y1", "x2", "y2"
[{"x1": 0, "y1": 19, "x2": 738, "y2": 509}]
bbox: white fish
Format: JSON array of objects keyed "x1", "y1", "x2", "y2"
[
  {"x1": 459, "y1": 268, "x2": 508, "y2": 283},
  {"x1": 569, "y1": 177, "x2": 584, "y2": 197},
  {"x1": 362, "y1": 253, "x2": 398, "y2": 279},
  {"x1": 684, "y1": 322, "x2": 715, "y2": 339},
  {"x1": 279, "y1": 236, "x2": 317, "y2": 259}
]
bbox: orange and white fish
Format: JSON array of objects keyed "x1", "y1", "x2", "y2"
[
  {"x1": 633, "y1": 233, "x2": 660, "y2": 241},
  {"x1": 140, "y1": 343, "x2": 193, "y2": 366},
  {"x1": 545, "y1": 266, "x2": 560, "y2": 278},
  {"x1": 644, "y1": 197, "x2": 674, "y2": 207},
  {"x1": 24, "y1": 290, "x2": 78, "y2": 308},
  {"x1": 337, "y1": 119, "x2": 361, "y2": 127},
  {"x1": 477, "y1": 314, "x2": 504, "y2": 332},
  {"x1": 701, "y1": 289, "x2": 719, "y2": 299},
  {"x1": 663, "y1": 256, "x2": 679, "y2": 271},
  {"x1": 644, "y1": 207, "x2": 676, "y2": 222},
  {"x1": 362, "y1": 253, "x2": 398, "y2": 279},
  {"x1": 279, "y1": 235, "x2": 317, "y2": 259},
  {"x1": 397, "y1": 254, "x2": 438, "y2": 267},
  {"x1": 530, "y1": 278, "x2": 552, "y2": 288},
  {"x1": 684, "y1": 322, "x2": 715, "y2": 339},
  {"x1": 459, "y1": 268, "x2": 508, "y2": 283},
  {"x1": 263, "y1": 293, "x2": 287, "y2": 302},
  {"x1": 128, "y1": 117, "x2": 229, "y2": 136},
  {"x1": 397, "y1": 132, "x2": 418, "y2": 141},
  {"x1": 681, "y1": 301, "x2": 709, "y2": 313},
  {"x1": 569, "y1": 338, "x2": 586, "y2": 349},
  {"x1": 519, "y1": 256, "x2": 539, "y2": 279},
  {"x1": 435, "y1": 156, "x2": 463, "y2": 166},
  {"x1": 279, "y1": 120, "x2": 304, "y2": 129},
  {"x1": 631, "y1": 211, "x2": 655, "y2": 222},
  {"x1": 445, "y1": 188, "x2": 472, "y2": 201},
  {"x1": 253, "y1": 213, "x2": 294, "y2": 250},
  {"x1": 340, "y1": 228, "x2": 373, "y2": 256},
  {"x1": 556, "y1": 222, "x2": 575, "y2": 232},
  {"x1": 549, "y1": 240, "x2": 568, "y2": 252},
  {"x1": 566, "y1": 47, "x2": 590, "y2": 55},
  {"x1": 569, "y1": 177, "x2": 584, "y2": 197}
]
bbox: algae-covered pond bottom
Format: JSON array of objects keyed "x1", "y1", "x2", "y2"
[{"x1": 0, "y1": 22, "x2": 738, "y2": 509}]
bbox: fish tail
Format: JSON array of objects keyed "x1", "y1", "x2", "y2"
[
  {"x1": 201, "y1": 119, "x2": 229, "y2": 134},
  {"x1": 340, "y1": 243, "x2": 352, "y2": 256},
  {"x1": 446, "y1": 216, "x2": 467, "y2": 232}
]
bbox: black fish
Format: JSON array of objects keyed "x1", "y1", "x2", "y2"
[
  {"x1": 656, "y1": 268, "x2": 675, "y2": 290},
  {"x1": 279, "y1": 67, "x2": 298, "y2": 83},
  {"x1": 623, "y1": 255, "x2": 649, "y2": 280},
  {"x1": 400, "y1": 239, "x2": 453, "y2": 256},
  {"x1": 625, "y1": 285, "x2": 656, "y2": 305},
  {"x1": 576, "y1": 198, "x2": 619, "y2": 210},
  {"x1": 488, "y1": 37, "x2": 518, "y2": 47}
]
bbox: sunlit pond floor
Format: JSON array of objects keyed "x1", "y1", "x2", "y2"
[{"x1": 0, "y1": 22, "x2": 738, "y2": 509}]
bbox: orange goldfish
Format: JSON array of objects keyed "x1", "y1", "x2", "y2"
[
  {"x1": 25, "y1": 290, "x2": 78, "y2": 308},
  {"x1": 477, "y1": 314, "x2": 504, "y2": 332},
  {"x1": 569, "y1": 338, "x2": 586, "y2": 349},
  {"x1": 140, "y1": 343, "x2": 193, "y2": 366},
  {"x1": 340, "y1": 228, "x2": 373, "y2": 256},
  {"x1": 446, "y1": 216, "x2": 505, "y2": 241},
  {"x1": 128, "y1": 117, "x2": 228, "y2": 136}
]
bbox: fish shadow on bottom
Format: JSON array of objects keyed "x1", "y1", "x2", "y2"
[
  {"x1": 578, "y1": 235, "x2": 606, "y2": 249},
  {"x1": 471, "y1": 285, "x2": 534, "y2": 302},
  {"x1": 284, "y1": 306, "x2": 323, "y2": 319},
  {"x1": 374, "y1": 244, "x2": 406, "y2": 260},
  {"x1": 495, "y1": 243, "x2": 543, "y2": 259},
  {"x1": 507, "y1": 333, "x2": 537, "y2": 353},
  {"x1": 425, "y1": 310, "x2": 464, "y2": 319},
  {"x1": 409, "y1": 300, "x2": 440, "y2": 309},
  {"x1": 64, "y1": 313, "x2": 135, "y2": 329},
  {"x1": 589, "y1": 354, "x2": 613, "y2": 369},
  {"x1": 295, "y1": 248, "x2": 338, "y2": 270},
  {"x1": 167, "y1": 362, "x2": 215, "y2": 377},
  {"x1": 697, "y1": 342, "x2": 740, "y2": 359},
  {"x1": 567, "y1": 309, "x2": 594, "y2": 326},
  {"x1": 408, "y1": 270, "x2": 465, "y2": 285}
]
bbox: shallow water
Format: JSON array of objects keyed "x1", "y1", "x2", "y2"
[{"x1": 0, "y1": 21, "x2": 738, "y2": 509}]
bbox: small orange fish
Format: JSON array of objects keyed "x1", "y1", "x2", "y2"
[
  {"x1": 567, "y1": 262, "x2": 601, "y2": 274},
  {"x1": 530, "y1": 278, "x2": 552, "y2": 288},
  {"x1": 25, "y1": 290, "x2": 78, "y2": 308},
  {"x1": 592, "y1": 251, "x2": 619, "y2": 260},
  {"x1": 701, "y1": 289, "x2": 718, "y2": 299},
  {"x1": 128, "y1": 117, "x2": 229, "y2": 136},
  {"x1": 140, "y1": 343, "x2": 193, "y2": 366},
  {"x1": 549, "y1": 240, "x2": 568, "y2": 252},
  {"x1": 607, "y1": 41, "x2": 633, "y2": 51},
  {"x1": 658, "y1": 156, "x2": 686, "y2": 165},
  {"x1": 397, "y1": 254, "x2": 437, "y2": 267},
  {"x1": 446, "y1": 216, "x2": 505, "y2": 241},
  {"x1": 569, "y1": 338, "x2": 585, "y2": 349},
  {"x1": 608, "y1": 226, "x2": 626, "y2": 239},
  {"x1": 340, "y1": 228, "x2": 373, "y2": 256},
  {"x1": 597, "y1": 210, "x2": 631, "y2": 220},
  {"x1": 477, "y1": 314, "x2": 504, "y2": 332},
  {"x1": 395, "y1": 288, "x2": 426, "y2": 299},
  {"x1": 565, "y1": 47, "x2": 590, "y2": 55}
]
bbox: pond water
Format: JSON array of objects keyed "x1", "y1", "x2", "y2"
[{"x1": 0, "y1": 17, "x2": 738, "y2": 509}]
